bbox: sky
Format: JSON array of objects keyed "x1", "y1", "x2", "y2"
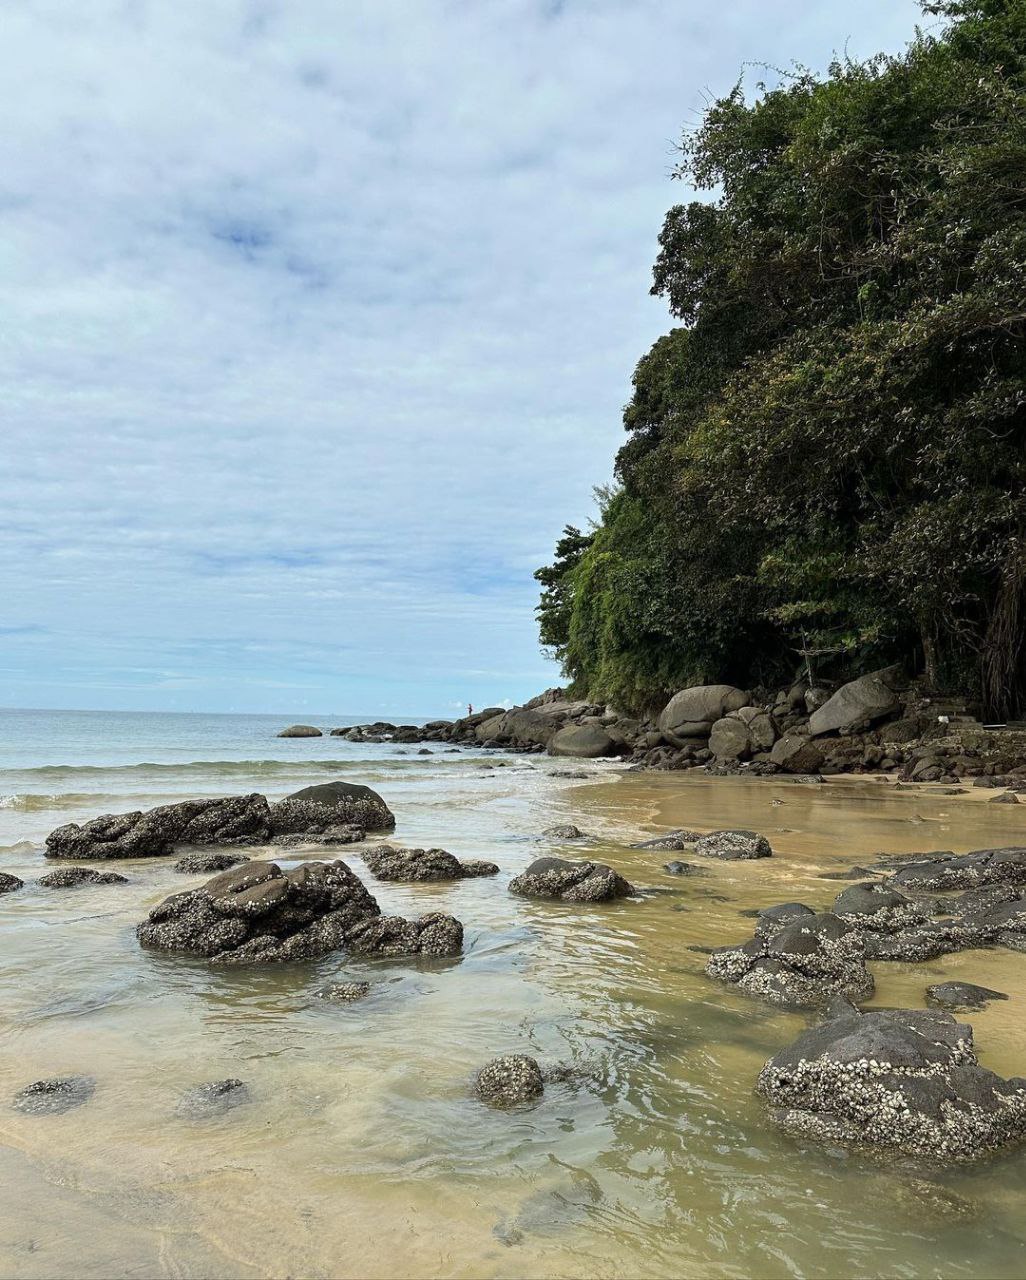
[{"x1": 1, "y1": 0, "x2": 926, "y2": 717}]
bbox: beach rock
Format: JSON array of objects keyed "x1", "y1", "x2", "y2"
[
  {"x1": 886, "y1": 847, "x2": 1026, "y2": 893},
  {"x1": 770, "y1": 735, "x2": 826, "y2": 774},
  {"x1": 990, "y1": 792, "x2": 1020, "y2": 804},
  {"x1": 0, "y1": 872, "x2": 24, "y2": 895},
  {"x1": 13, "y1": 1076, "x2": 95, "y2": 1115},
  {"x1": 316, "y1": 981, "x2": 371, "y2": 1002},
  {"x1": 831, "y1": 882, "x2": 929, "y2": 932},
  {"x1": 659, "y1": 685, "x2": 750, "y2": 746},
  {"x1": 176, "y1": 1079, "x2": 250, "y2": 1118},
  {"x1": 709, "y1": 716, "x2": 752, "y2": 761},
  {"x1": 509, "y1": 856, "x2": 633, "y2": 902},
  {"x1": 273, "y1": 824, "x2": 366, "y2": 848},
  {"x1": 36, "y1": 866, "x2": 129, "y2": 888},
  {"x1": 173, "y1": 852, "x2": 252, "y2": 874},
  {"x1": 706, "y1": 912, "x2": 873, "y2": 1008},
  {"x1": 542, "y1": 823, "x2": 588, "y2": 840},
  {"x1": 45, "y1": 794, "x2": 273, "y2": 860},
  {"x1": 632, "y1": 829, "x2": 702, "y2": 850},
  {"x1": 547, "y1": 725, "x2": 618, "y2": 758},
  {"x1": 475, "y1": 1055, "x2": 545, "y2": 1108},
  {"x1": 344, "y1": 911, "x2": 464, "y2": 957},
  {"x1": 808, "y1": 665, "x2": 906, "y2": 737},
  {"x1": 694, "y1": 829, "x2": 772, "y2": 860},
  {"x1": 756, "y1": 1006, "x2": 1026, "y2": 1163},
  {"x1": 362, "y1": 845, "x2": 498, "y2": 882},
  {"x1": 663, "y1": 860, "x2": 701, "y2": 876},
  {"x1": 752, "y1": 902, "x2": 816, "y2": 937},
  {"x1": 926, "y1": 982, "x2": 1009, "y2": 1011},
  {"x1": 277, "y1": 724, "x2": 322, "y2": 737},
  {"x1": 267, "y1": 781, "x2": 394, "y2": 835},
  {"x1": 137, "y1": 858, "x2": 462, "y2": 964}
]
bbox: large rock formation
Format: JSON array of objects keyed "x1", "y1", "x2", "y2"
[
  {"x1": 362, "y1": 845, "x2": 498, "y2": 882},
  {"x1": 509, "y1": 856, "x2": 633, "y2": 902},
  {"x1": 809, "y1": 665, "x2": 906, "y2": 736},
  {"x1": 46, "y1": 783, "x2": 395, "y2": 860},
  {"x1": 757, "y1": 1006, "x2": 1026, "y2": 1163},
  {"x1": 658, "y1": 685, "x2": 750, "y2": 746},
  {"x1": 277, "y1": 724, "x2": 322, "y2": 738},
  {"x1": 136, "y1": 859, "x2": 462, "y2": 964}
]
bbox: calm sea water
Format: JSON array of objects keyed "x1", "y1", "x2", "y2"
[{"x1": 3, "y1": 708, "x2": 1026, "y2": 1278}]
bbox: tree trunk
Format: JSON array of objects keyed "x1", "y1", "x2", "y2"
[{"x1": 981, "y1": 550, "x2": 1026, "y2": 721}]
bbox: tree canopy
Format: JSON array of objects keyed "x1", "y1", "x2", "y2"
[{"x1": 536, "y1": 0, "x2": 1026, "y2": 717}]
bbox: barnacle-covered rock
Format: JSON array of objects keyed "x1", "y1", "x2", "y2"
[
  {"x1": 509, "y1": 856, "x2": 633, "y2": 903},
  {"x1": 362, "y1": 845, "x2": 498, "y2": 882},
  {"x1": 757, "y1": 1007, "x2": 1026, "y2": 1163},
  {"x1": 475, "y1": 1055, "x2": 545, "y2": 1107}
]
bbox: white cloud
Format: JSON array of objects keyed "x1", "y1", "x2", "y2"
[{"x1": 0, "y1": 0, "x2": 925, "y2": 712}]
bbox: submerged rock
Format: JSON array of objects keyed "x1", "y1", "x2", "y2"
[
  {"x1": 176, "y1": 1078, "x2": 251, "y2": 1118},
  {"x1": 632, "y1": 829, "x2": 702, "y2": 851},
  {"x1": 316, "y1": 981, "x2": 371, "y2": 1002},
  {"x1": 509, "y1": 856, "x2": 633, "y2": 903},
  {"x1": 476, "y1": 1055, "x2": 545, "y2": 1107},
  {"x1": 694, "y1": 829, "x2": 773, "y2": 860},
  {"x1": 173, "y1": 851, "x2": 252, "y2": 874},
  {"x1": 663, "y1": 860, "x2": 701, "y2": 876},
  {"x1": 362, "y1": 845, "x2": 498, "y2": 882},
  {"x1": 13, "y1": 1076, "x2": 95, "y2": 1115},
  {"x1": 757, "y1": 1006, "x2": 1026, "y2": 1163},
  {"x1": 37, "y1": 866, "x2": 128, "y2": 888},
  {"x1": 136, "y1": 859, "x2": 462, "y2": 964},
  {"x1": 541, "y1": 823, "x2": 589, "y2": 840},
  {"x1": 0, "y1": 872, "x2": 24, "y2": 894},
  {"x1": 707, "y1": 911, "x2": 873, "y2": 1008},
  {"x1": 926, "y1": 982, "x2": 1009, "y2": 1011}
]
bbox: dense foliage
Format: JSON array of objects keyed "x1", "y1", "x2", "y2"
[{"x1": 536, "y1": 0, "x2": 1026, "y2": 717}]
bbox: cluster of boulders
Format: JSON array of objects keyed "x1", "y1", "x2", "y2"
[
  {"x1": 44, "y1": 782, "x2": 395, "y2": 860},
  {"x1": 323, "y1": 667, "x2": 1026, "y2": 778},
  {"x1": 137, "y1": 858, "x2": 464, "y2": 964}
]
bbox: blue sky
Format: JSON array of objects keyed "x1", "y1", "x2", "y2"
[{"x1": 2, "y1": 0, "x2": 925, "y2": 717}]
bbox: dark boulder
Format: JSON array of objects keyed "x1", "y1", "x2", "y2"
[
  {"x1": 475, "y1": 1055, "x2": 545, "y2": 1108},
  {"x1": 926, "y1": 982, "x2": 1009, "y2": 1011},
  {"x1": 757, "y1": 1006, "x2": 1026, "y2": 1163},
  {"x1": 0, "y1": 872, "x2": 24, "y2": 894},
  {"x1": 663, "y1": 860, "x2": 701, "y2": 876},
  {"x1": 45, "y1": 794, "x2": 273, "y2": 860},
  {"x1": 136, "y1": 859, "x2": 462, "y2": 964},
  {"x1": 37, "y1": 866, "x2": 128, "y2": 888},
  {"x1": 268, "y1": 781, "x2": 394, "y2": 835},
  {"x1": 632, "y1": 829, "x2": 702, "y2": 851},
  {"x1": 509, "y1": 856, "x2": 633, "y2": 903},
  {"x1": 542, "y1": 823, "x2": 589, "y2": 840},
  {"x1": 362, "y1": 845, "x2": 498, "y2": 882},
  {"x1": 13, "y1": 1076, "x2": 95, "y2": 1115},
  {"x1": 886, "y1": 847, "x2": 1026, "y2": 893},
  {"x1": 831, "y1": 882, "x2": 928, "y2": 932},
  {"x1": 694, "y1": 829, "x2": 773, "y2": 860}
]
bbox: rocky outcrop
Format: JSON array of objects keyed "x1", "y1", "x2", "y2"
[
  {"x1": 694, "y1": 829, "x2": 773, "y2": 860},
  {"x1": 885, "y1": 847, "x2": 1026, "y2": 893},
  {"x1": 509, "y1": 856, "x2": 633, "y2": 902},
  {"x1": 277, "y1": 724, "x2": 322, "y2": 737},
  {"x1": 37, "y1": 866, "x2": 128, "y2": 888},
  {"x1": 45, "y1": 784, "x2": 394, "y2": 860},
  {"x1": 659, "y1": 685, "x2": 750, "y2": 746},
  {"x1": 267, "y1": 781, "x2": 395, "y2": 835},
  {"x1": 0, "y1": 872, "x2": 24, "y2": 894},
  {"x1": 362, "y1": 845, "x2": 498, "y2": 882},
  {"x1": 809, "y1": 665, "x2": 906, "y2": 737},
  {"x1": 706, "y1": 911, "x2": 873, "y2": 1008},
  {"x1": 46, "y1": 794, "x2": 273, "y2": 860},
  {"x1": 757, "y1": 1006, "x2": 1026, "y2": 1163},
  {"x1": 475, "y1": 1055, "x2": 545, "y2": 1107},
  {"x1": 136, "y1": 859, "x2": 462, "y2": 964},
  {"x1": 547, "y1": 724, "x2": 618, "y2": 758}
]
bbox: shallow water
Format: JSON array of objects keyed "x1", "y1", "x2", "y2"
[{"x1": 3, "y1": 710, "x2": 1026, "y2": 1278}]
